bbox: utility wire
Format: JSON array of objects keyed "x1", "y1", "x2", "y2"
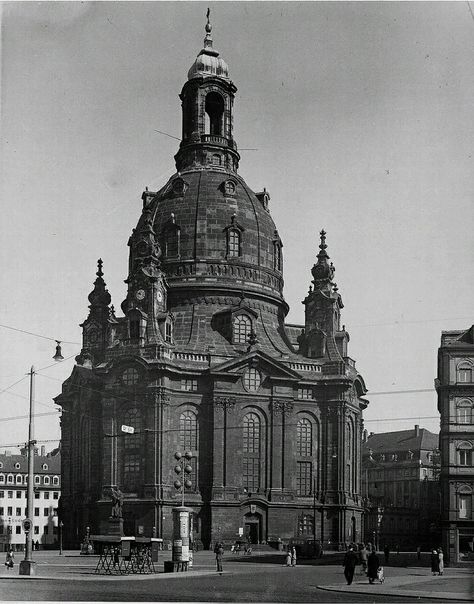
[
  {"x1": 0, "y1": 376, "x2": 28, "y2": 397},
  {"x1": 0, "y1": 323, "x2": 80, "y2": 345}
]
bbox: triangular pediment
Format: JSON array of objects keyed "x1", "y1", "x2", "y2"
[{"x1": 210, "y1": 350, "x2": 301, "y2": 380}]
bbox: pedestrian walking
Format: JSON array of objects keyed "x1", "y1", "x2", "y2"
[
  {"x1": 430, "y1": 549, "x2": 439, "y2": 576},
  {"x1": 214, "y1": 541, "x2": 224, "y2": 573},
  {"x1": 291, "y1": 546, "x2": 297, "y2": 567},
  {"x1": 437, "y1": 548, "x2": 444, "y2": 575},
  {"x1": 367, "y1": 549, "x2": 380, "y2": 584},
  {"x1": 383, "y1": 544, "x2": 390, "y2": 564},
  {"x1": 285, "y1": 546, "x2": 292, "y2": 567},
  {"x1": 342, "y1": 545, "x2": 358, "y2": 585},
  {"x1": 416, "y1": 545, "x2": 421, "y2": 560},
  {"x1": 4, "y1": 548, "x2": 14, "y2": 570},
  {"x1": 359, "y1": 544, "x2": 369, "y2": 574}
]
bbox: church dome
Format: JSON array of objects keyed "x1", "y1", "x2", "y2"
[{"x1": 136, "y1": 169, "x2": 284, "y2": 304}]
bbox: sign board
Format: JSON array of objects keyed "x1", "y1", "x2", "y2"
[
  {"x1": 238, "y1": 527, "x2": 243, "y2": 536},
  {"x1": 121, "y1": 540, "x2": 131, "y2": 559},
  {"x1": 121, "y1": 425, "x2": 134, "y2": 434},
  {"x1": 22, "y1": 518, "x2": 32, "y2": 533},
  {"x1": 151, "y1": 541, "x2": 160, "y2": 562}
]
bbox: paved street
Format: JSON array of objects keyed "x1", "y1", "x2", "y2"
[{"x1": 0, "y1": 550, "x2": 472, "y2": 602}]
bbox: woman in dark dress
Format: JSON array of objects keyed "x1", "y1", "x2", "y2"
[
  {"x1": 367, "y1": 550, "x2": 380, "y2": 584},
  {"x1": 430, "y1": 549, "x2": 439, "y2": 575}
]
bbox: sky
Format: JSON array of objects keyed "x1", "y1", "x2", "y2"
[{"x1": 0, "y1": 1, "x2": 473, "y2": 453}]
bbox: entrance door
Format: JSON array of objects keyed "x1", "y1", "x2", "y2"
[{"x1": 245, "y1": 523, "x2": 259, "y2": 544}]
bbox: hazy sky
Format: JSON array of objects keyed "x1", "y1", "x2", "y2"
[{"x1": 1, "y1": 1, "x2": 473, "y2": 453}]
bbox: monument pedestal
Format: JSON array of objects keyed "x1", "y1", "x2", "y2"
[{"x1": 107, "y1": 517, "x2": 124, "y2": 536}]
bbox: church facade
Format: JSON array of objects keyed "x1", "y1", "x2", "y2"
[{"x1": 56, "y1": 16, "x2": 368, "y2": 550}]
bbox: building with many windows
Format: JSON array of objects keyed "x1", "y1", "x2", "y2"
[
  {"x1": 0, "y1": 448, "x2": 61, "y2": 551},
  {"x1": 361, "y1": 426, "x2": 440, "y2": 550},
  {"x1": 436, "y1": 325, "x2": 474, "y2": 564},
  {"x1": 55, "y1": 15, "x2": 368, "y2": 550}
]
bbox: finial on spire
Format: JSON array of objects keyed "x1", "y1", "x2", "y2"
[
  {"x1": 319, "y1": 229, "x2": 327, "y2": 250},
  {"x1": 97, "y1": 258, "x2": 104, "y2": 277},
  {"x1": 204, "y1": 7, "x2": 213, "y2": 48}
]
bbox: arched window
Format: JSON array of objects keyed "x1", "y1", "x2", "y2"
[
  {"x1": 243, "y1": 413, "x2": 261, "y2": 492},
  {"x1": 457, "y1": 363, "x2": 473, "y2": 383},
  {"x1": 233, "y1": 315, "x2": 251, "y2": 344},
  {"x1": 296, "y1": 418, "x2": 313, "y2": 496},
  {"x1": 227, "y1": 229, "x2": 240, "y2": 257},
  {"x1": 165, "y1": 320, "x2": 173, "y2": 344},
  {"x1": 205, "y1": 92, "x2": 224, "y2": 136},
  {"x1": 121, "y1": 407, "x2": 142, "y2": 492},
  {"x1": 179, "y1": 410, "x2": 198, "y2": 489},
  {"x1": 457, "y1": 401, "x2": 473, "y2": 424},
  {"x1": 345, "y1": 420, "x2": 354, "y2": 492},
  {"x1": 457, "y1": 442, "x2": 473, "y2": 466},
  {"x1": 15, "y1": 475, "x2": 22, "y2": 484}
]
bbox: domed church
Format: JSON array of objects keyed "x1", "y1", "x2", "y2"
[{"x1": 56, "y1": 13, "x2": 368, "y2": 550}]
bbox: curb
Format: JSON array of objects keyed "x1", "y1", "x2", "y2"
[{"x1": 317, "y1": 582, "x2": 474, "y2": 602}]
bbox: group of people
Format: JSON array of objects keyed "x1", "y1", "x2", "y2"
[
  {"x1": 343, "y1": 544, "x2": 382, "y2": 586},
  {"x1": 285, "y1": 546, "x2": 297, "y2": 567},
  {"x1": 431, "y1": 547, "x2": 444, "y2": 575}
]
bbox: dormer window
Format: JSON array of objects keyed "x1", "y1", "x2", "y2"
[
  {"x1": 14, "y1": 463, "x2": 20, "y2": 470},
  {"x1": 233, "y1": 314, "x2": 252, "y2": 345},
  {"x1": 172, "y1": 178, "x2": 186, "y2": 195},
  {"x1": 224, "y1": 215, "x2": 244, "y2": 259},
  {"x1": 224, "y1": 180, "x2": 236, "y2": 196}
]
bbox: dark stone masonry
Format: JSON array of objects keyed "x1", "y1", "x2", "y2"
[{"x1": 55, "y1": 14, "x2": 369, "y2": 551}]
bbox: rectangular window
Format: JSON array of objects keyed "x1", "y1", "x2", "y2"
[
  {"x1": 297, "y1": 462, "x2": 312, "y2": 496},
  {"x1": 459, "y1": 494, "x2": 472, "y2": 519},
  {"x1": 53, "y1": 492, "x2": 59, "y2": 500},
  {"x1": 7, "y1": 506, "x2": 12, "y2": 516},
  {"x1": 7, "y1": 491, "x2": 13, "y2": 498},
  {"x1": 44, "y1": 492, "x2": 49, "y2": 500},
  {"x1": 15, "y1": 526, "x2": 21, "y2": 535},
  {"x1": 34, "y1": 507, "x2": 39, "y2": 517},
  {"x1": 0, "y1": 490, "x2": 3, "y2": 496},
  {"x1": 0, "y1": 507, "x2": 3, "y2": 515},
  {"x1": 34, "y1": 526, "x2": 39, "y2": 535},
  {"x1": 0, "y1": 476, "x2": 4, "y2": 484},
  {"x1": 35, "y1": 493, "x2": 40, "y2": 499},
  {"x1": 15, "y1": 507, "x2": 21, "y2": 516},
  {"x1": 297, "y1": 387, "x2": 313, "y2": 400},
  {"x1": 44, "y1": 508, "x2": 49, "y2": 517},
  {"x1": 181, "y1": 379, "x2": 198, "y2": 392},
  {"x1": 16, "y1": 491, "x2": 21, "y2": 498}
]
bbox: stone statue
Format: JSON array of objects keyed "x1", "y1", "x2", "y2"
[{"x1": 109, "y1": 487, "x2": 123, "y2": 519}]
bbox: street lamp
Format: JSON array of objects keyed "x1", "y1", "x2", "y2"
[
  {"x1": 19, "y1": 366, "x2": 37, "y2": 576},
  {"x1": 173, "y1": 451, "x2": 193, "y2": 507},
  {"x1": 59, "y1": 521, "x2": 64, "y2": 555}
]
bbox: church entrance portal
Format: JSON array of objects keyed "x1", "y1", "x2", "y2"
[{"x1": 244, "y1": 512, "x2": 262, "y2": 544}]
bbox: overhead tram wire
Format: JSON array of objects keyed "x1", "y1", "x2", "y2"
[{"x1": 0, "y1": 323, "x2": 80, "y2": 345}]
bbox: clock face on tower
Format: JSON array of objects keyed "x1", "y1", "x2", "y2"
[{"x1": 135, "y1": 289, "x2": 146, "y2": 301}]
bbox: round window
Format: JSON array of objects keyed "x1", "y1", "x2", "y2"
[
  {"x1": 172, "y1": 179, "x2": 185, "y2": 194},
  {"x1": 225, "y1": 181, "x2": 236, "y2": 195},
  {"x1": 242, "y1": 368, "x2": 261, "y2": 392},
  {"x1": 122, "y1": 368, "x2": 139, "y2": 386}
]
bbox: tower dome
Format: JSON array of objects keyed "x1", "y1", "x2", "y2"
[{"x1": 187, "y1": 9, "x2": 230, "y2": 80}]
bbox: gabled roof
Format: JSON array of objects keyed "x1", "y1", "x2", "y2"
[
  {"x1": 362, "y1": 427, "x2": 439, "y2": 454},
  {"x1": 209, "y1": 349, "x2": 301, "y2": 380}
]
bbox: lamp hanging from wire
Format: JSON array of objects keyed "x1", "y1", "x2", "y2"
[{"x1": 53, "y1": 341, "x2": 64, "y2": 362}]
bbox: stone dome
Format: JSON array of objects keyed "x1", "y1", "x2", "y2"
[{"x1": 134, "y1": 168, "x2": 285, "y2": 306}]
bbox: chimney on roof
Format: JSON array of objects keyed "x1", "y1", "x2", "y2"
[
  {"x1": 362, "y1": 429, "x2": 368, "y2": 443},
  {"x1": 41, "y1": 446, "x2": 46, "y2": 457},
  {"x1": 414, "y1": 425, "x2": 420, "y2": 437},
  {"x1": 369, "y1": 432, "x2": 374, "y2": 437}
]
